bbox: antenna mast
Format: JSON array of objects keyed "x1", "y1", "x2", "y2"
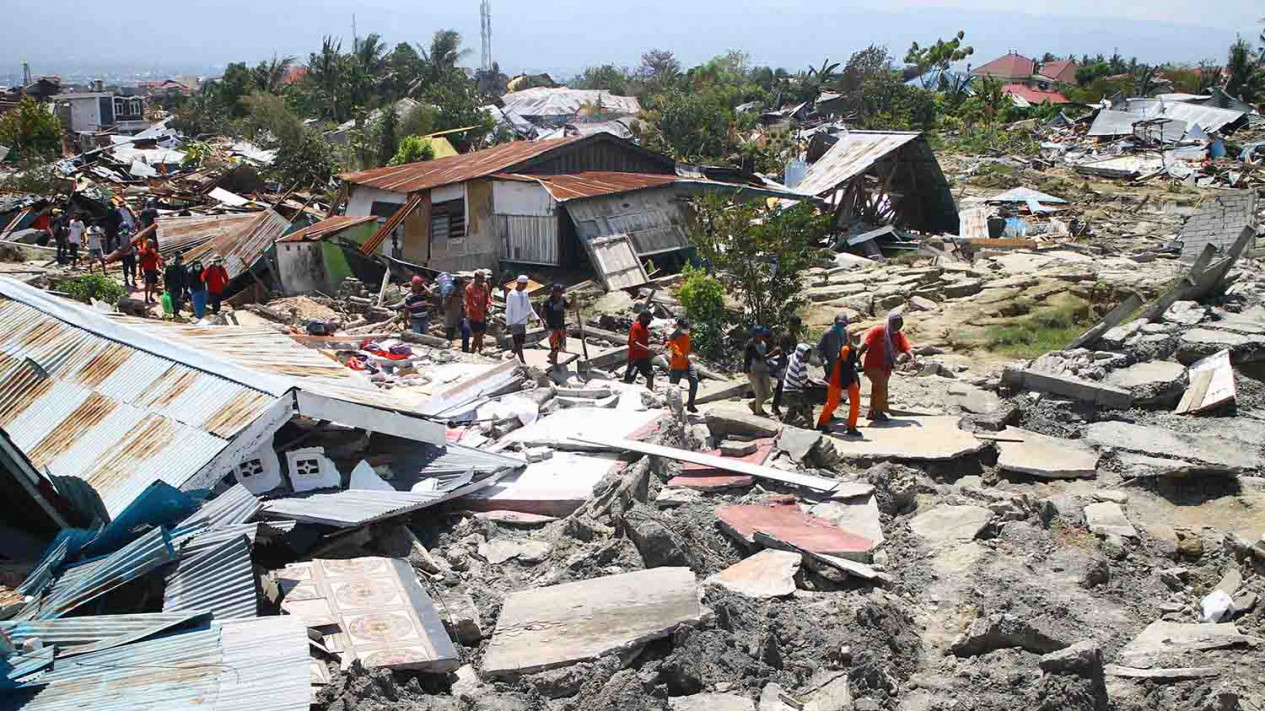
[{"x1": 480, "y1": 0, "x2": 493, "y2": 72}]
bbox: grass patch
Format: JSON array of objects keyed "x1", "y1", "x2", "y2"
[
  {"x1": 982, "y1": 295, "x2": 1094, "y2": 358},
  {"x1": 51, "y1": 274, "x2": 126, "y2": 305}
]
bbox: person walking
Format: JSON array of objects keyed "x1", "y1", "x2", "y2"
[
  {"x1": 66, "y1": 214, "x2": 85, "y2": 268},
  {"x1": 770, "y1": 315, "x2": 802, "y2": 419},
  {"x1": 402, "y1": 275, "x2": 434, "y2": 335},
  {"x1": 139, "y1": 238, "x2": 162, "y2": 305},
  {"x1": 187, "y1": 259, "x2": 208, "y2": 319},
  {"x1": 442, "y1": 276, "x2": 468, "y2": 352},
  {"x1": 743, "y1": 325, "x2": 774, "y2": 417},
  {"x1": 51, "y1": 210, "x2": 68, "y2": 265},
  {"x1": 465, "y1": 270, "x2": 493, "y2": 354},
  {"x1": 104, "y1": 203, "x2": 122, "y2": 253},
  {"x1": 816, "y1": 314, "x2": 861, "y2": 436},
  {"x1": 164, "y1": 252, "x2": 188, "y2": 315},
  {"x1": 85, "y1": 221, "x2": 106, "y2": 274},
  {"x1": 505, "y1": 275, "x2": 539, "y2": 364},
  {"x1": 816, "y1": 313, "x2": 849, "y2": 380},
  {"x1": 543, "y1": 284, "x2": 569, "y2": 367},
  {"x1": 118, "y1": 227, "x2": 138, "y2": 288},
  {"x1": 203, "y1": 258, "x2": 230, "y2": 314},
  {"x1": 666, "y1": 317, "x2": 699, "y2": 414},
  {"x1": 624, "y1": 310, "x2": 656, "y2": 388},
  {"x1": 857, "y1": 311, "x2": 917, "y2": 422},
  {"x1": 780, "y1": 343, "x2": 817, "y2": 428}
]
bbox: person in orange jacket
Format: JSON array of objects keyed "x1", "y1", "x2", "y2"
[
  {"x1": 202, "y1": 257, "x2": 231, "y2": 314},
  {"x1": 816, "y1": 313, "x2": 862, "y2": 436},
  {"x1": 665, "y1": 318, "x2": 699, "y2": 413}
]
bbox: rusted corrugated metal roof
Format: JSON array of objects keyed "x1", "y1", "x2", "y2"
[
  {"x1": 153, "y1": 213, "x2": 258, "y2": 259},
  {"x1": 339, "y1": 136, "x2": 584, "y2": 193},
  {"x1": 184, "y1": 209, "x2": 290, "y2": 280},
  {"x1": 497, "y1": 171, "x2": 678, "y2": 201},
  {"x1": 275, "y1": 214, "x2": 377, "y2": 243},
  {"x1": 795, "y1": 131, "x2": 922, "y2": 197}
]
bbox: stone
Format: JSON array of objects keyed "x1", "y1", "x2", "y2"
[
  {"x1": 1175, "y1": 527, "x2": 1204, "y2": 558},
  {"x1": 1177, "y1": 328, "x2": 1265, "y2": 364},
  {"x1": 705, "y1": 406, "x2": 782, "y2": 439},
  {"x1": 1093, "y1": 490, "x2": 1129, "y2": 504},
  {"x1": 940, "y1": 279, "x2": 983, "y2": 299},
  {"x1": 758, "y1": 683, "x2": 798, "y2": 711},
  {"x1": 909, "y1": 505, "x2": 991, "y2": 546},
  {"x1": 624, "y1": 506, "x2": 694, "y2": 568},
  {"x1": 1105, "y1": 361, "x2": 1188, "y2": 406},
  {"x1": 524, "y1": 447, "x2": 554, "y2": 463},
  {"x1": 1115, "y1": 452, "x2": 1203, "y2": 479},
  {"x1": 720, "y1": 440, "x2": 759, "y2": 457},
  {"x1": 718, "y1": 501, "x2": 878, "y2": 562},
  {"x1": 1101, "y1": 320, "x2": 1146, "y2": 350},
  {"x1": 1086, "y1": 421, "x2": 1261, "y2": 473},
  {"x1": 1084, "y1": 502, "x2": 1137, "y2": 538},
  {"x1": 1159, "y1": 567, "x2": 1189, "y2": 591},
  {"x1": 1233, "y1": 592, "x2": 1258, "y2": 615},
  {"x1": 995, "y1": 427, "x2": 1099, "y2": 479},
  {"x1": 1215, "y1": 568, "x2": 1243, "y2": 596},
  {"x1": 1116, "y1": 620, "x2": 1254, "y2": 668},
  {"x1": 656, "y1": 488, "x2": 702, "y2": 508},
  {"x1": 909, "y1": 295, "x2": 938, "y2": 311},
  {"x1": 950, "y1": 613, "x2": 1068, "y2": 656},
  {"x1": 805, "y1": 672, "x2": 853, "y2": 711},
  {"x1": 479, "y1": 539, "x2": 552, "y2": 565},
  {"x1": 830, "y1": 416, "x2": 988, "y2": 462},
  {"x1": 437, "y1": 591, "x2": 485, "y2": 645},
  {"x1": 777, "y1": 426, "x2": 824, "y2": 465},
  {"x1": 670, "y1": 694, "x2": 756, "y2": 711},
  {"x1": 1163, "y1": 300, "x2": 1208, "y2": 327},
  {"x1": 808, "y1": 495, "x2": 885, "y2": 547},
  {"x1": 452, "y1": 664, "x2": 485, "y2": 701},
  {"x1": 481, "y1": 567, "x2": 701, "y2": 677},
  {"x1": 705, "y1": 549, "x2": 803, "y2": 599},
  {"x1": 1038, "y1": 640, "x2": 1104, "y2": 677},
  {"x1": 830, "y1": 481, "x2": 877, "y2": 500}
]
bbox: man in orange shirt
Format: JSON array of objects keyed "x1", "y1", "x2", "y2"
[
  {"x1": 624, "y1": 311, "x2": 655, "y2": 389},
  {"x1": 464, "y1": 270, "x2": 493, "y2": 354},
  {"x1": 665, "y1": 318, "x2": 699, "y2": 413},
  {"x1": 857, "y1": 311, "x2": 917, "y2": 421}
]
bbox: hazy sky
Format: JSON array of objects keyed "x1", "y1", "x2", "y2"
[{"x1": 4, "y1": 0, "x2": 1257, "y2": 77}]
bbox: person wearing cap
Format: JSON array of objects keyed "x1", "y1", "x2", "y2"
[
  {"x1": 743, "y1": 325, "x2": 774, "y2": 417},
  {"x1": 164, "y1": 252, "x2": 188, "y2": 314},
  {"x1": 857, "y1": 311, "x2": 917, "y2": 422},
  {"x1": 665, "y1": 317, "x2": 699, "y2": 413},
  {"x1": 202, "y1": 258, "x2": 230, "y2": 314},
  {"x1": 465, "y1": 270, "x2": 493, "y2": 353},
  {"x1": 770, "y1": 315, "x2": 803, "y2": 419},
  {"x1": 403, "y1": 275, "x2": 434, "y2": 335},
  {"x1": 781, "y1": 343, "x2": 817, "y2": 428},
  {"x1": 505, "y1": 275, "x2": 540, "y2": 364},
  {"x1": 816, "y1": 313, "x2": 861, "y2": 436},
  {"x1": 624, "y1": 310, "x2": 656, "y2": 388},
  {"x1": 543, "y1": 283, "x2": 569, "y2": 367}
]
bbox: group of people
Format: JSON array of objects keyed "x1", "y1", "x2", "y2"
[
  {"x1": 160, "y1": 252, "x2": 232, "y2": 318},
  {"x1": 48, "y1": 201, "x2": 152, "y2": 272},
  {"x1": 621, "y1": 308, "x2": 916, "y2": 433}
]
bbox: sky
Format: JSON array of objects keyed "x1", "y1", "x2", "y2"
[{"x1": 2, "y1": 0, "x2": 1258, "y2": 79}]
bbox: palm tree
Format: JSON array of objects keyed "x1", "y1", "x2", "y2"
[
  {"x1": 261, "y1": 54, "x2": 297, "y2": 94},
  {"x1": 1227, "y1": 37, "x2": 1262, "y2": 102},
  {"x1": 308, "y1": 36, "x2": 345, "y2": 120},
  {"x1": 354, "y1": 33, "x2": 387, "y2": 77},
  {"x1": 419, "y1": 30, "x2": 471, "y2": 86},
  {"x1": 806, "y1": 58, "x2": 841, "y2": 84}
]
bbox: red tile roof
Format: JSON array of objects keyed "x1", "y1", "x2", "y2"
[
  {"x1": 974, "y1": 52, "x2": 1036, "y2": 80},
  {"x1": 1038, "y1": 59, "x2": 1078, "y2": 84},
  {"x1": 338, "y1": 137, "x2": 587, "y2": 194},
  {"x1": 1002, "y1": 85, "x2": 1071, "y2": 105}
]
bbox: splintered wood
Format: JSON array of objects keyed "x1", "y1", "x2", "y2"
[{"x1": 1175, "y1": 349, "x2": 1235, "y2": 415}]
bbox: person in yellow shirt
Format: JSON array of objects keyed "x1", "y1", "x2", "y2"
[{"x1": 666, "y1": 318, "x2": 699, "y2": 414}]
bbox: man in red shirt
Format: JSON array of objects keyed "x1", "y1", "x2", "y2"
[
  {"x1": 137, "y1": 238, "x2": 163, "y2": 305},
  {"x1": 464, "y1": 270, "x2": 493, "y2": 354},
  {"x1": 202, "y1": 258, "x2": 231, "y2": 314},
  {"x1": 856, "y1": 311, "x2": 917, "y2": 421},
  {"x1": 623, "y1": 311, "x2": 656, "y2": 389}
]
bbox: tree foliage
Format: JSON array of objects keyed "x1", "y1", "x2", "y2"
[
  {"x1": 389, "y1": 135, "x2": 435, "y2": 166},
  {"x1": 674, "y1": 263, "x2": 728, "y2": 359},
  {"x1": 905, "y1": 30, "x2": 974, "y2": 87},
  {"x1": 0, "y1": 96, "x2": 63, "y2": 159},
  {"x1": 1227, "y1": 37, "x2": 1264, "y2": 103}
]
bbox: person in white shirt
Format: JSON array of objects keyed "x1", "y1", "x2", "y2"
[
  {"x1": 504, "y1": 274, "x2": 540, "y2": 364},
  {"x1": 86, "y1": 223, "x2": 106, "y2": 273},
  {"x1": 66, "y1": 215, "x2": 85, "y2": 267}
]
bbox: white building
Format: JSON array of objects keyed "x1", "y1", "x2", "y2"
[{"x1": 51, "y1": 92, "x2": 148, "y2": 134}]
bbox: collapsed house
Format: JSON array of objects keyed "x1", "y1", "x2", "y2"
[{"x1": 499, "y1": 87, "x2": 641, "y2": 130}]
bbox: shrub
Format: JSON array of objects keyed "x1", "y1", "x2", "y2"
[
  {"x1": 675, "y1": 263, "x2": 728, "y2": 359},
  {"x1": 53, "y1": 274, "x2": 127, "y2": 305}
]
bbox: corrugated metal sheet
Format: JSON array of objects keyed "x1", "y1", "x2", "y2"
[
  {"x1": 500, "y1": 171, "x2": 678, "y2": 201},
  {"x1": 214, "y1": 617, "x2": 310, "y2": 711},
  {"x1": 340, "y1": 137, "x2": 585, "y2": 193},
  {"x1": 501, "y1": 87, "x2": 641, "y2": 119},
  {"x1": 1090, "y1": 100, "x2": 1247, "y2": 137},
  {"x1": 153, "y1": 213, "x2": 259, "y2": 259},
  {"x1": 565, "y1": 187, "x2": 692, "y2": 257},
  {"x1": 179, "y1": 484, "x2": 261, "y2": 531},
  {"x1": 176, "y1": 523, "x2": 259, "y2": 558},
  {"x1": 795, "y1": 131, "x2": 921, "y2": 197},
  {"x1": 587, "y1": 234, "x2": 649, "y2": 290},
  {"x1": 0, "y1": 612, "x2": 209, "y2": 658},
  {"x1": 184, "y1": 209, "x2": 290, "y2": 281},
  {"x1": 498, "y1": 215, "x2": 560, "y2": 265},
  {"x1": 163, "y1": 534, "x2": 257, "y2": 620},
  {"x1": 275, "y1": 214, "x2": 377, "y2": 243},
  {"x1": 15, "y1": 527, "x2": 177, "y2": 621},
  {"x1": 2, "y1": 645, "x2": 54, "y2": 685}
]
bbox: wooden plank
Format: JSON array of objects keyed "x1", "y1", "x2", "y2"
[
  {"x1": 1069, "y1": 293, "x2": 1143, "y2": 349},
  {"x1": 1175, "y1": 370, "x2": 1213, "y2": 415},
  {"x1": 1176, "y1": 349, "x2": 1235, "y2": 415},
  {"x1": 569, "y1": 435, "x2": 840, "y2": 493},
  {"x1": 1140, "y1": 243, "x2": 1216, "y2": 322},
  {"x1": 481, "y1": 567, "x2": 700, "y2": 677}
]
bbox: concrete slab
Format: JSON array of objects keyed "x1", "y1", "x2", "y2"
[
  {"x1": 478, "y1": 539, "x2": 551, "y2": 565},
  {"x1": 503, "y1": 406, "x2": 665, "y2": 450},
  {"x1": 829, "y1": 416, "x2": 987, "y2": 462},
  {"x1": 1008, "y1": 369, "x2": 1134, "y2": 409},
  {"x1": 909, "y1": 506, "x2": 991, "y2": 546},
  {"x1": 1117, "y1": 621, "x2": 1253, "y2": 667},
  {"x1": 1086, "y1": 421, "x2": 1261, "y2": 473},
  {"x1": 705, "y1": 549, "x2": 802, "y2": 598},
  {"x1": 777, "y1": 426, "x2": 823, "y2": 464},
  {"x1": 1084, "y1": 502, "x2": 1137, "y2": 538},
  {"x1": 667, "y1": 472, "x2": 755, "y2": 491},
  {"x1": 1105, "y1": 361, "x2": 1187, "y2": 405},
  {"x1": 705, "y1": 405, "x2": 782, "y2": 439},
  {"x1": 1177, "y1": 327, "x2": 1265, "y2": 364},
  {"x1": 717, "y1": 501, "x2": 877, "y2": 562},
  {"x1": 463, "y1": 452, "x2": 622, "y2": 517},
  {"x1": 481, "y1": 567, "x2": 701, "y2": 677},
  {"x1": 467, "y1": 510, "x2": 559, "y2": 526},
  {"x1": 669, "y1": 694, "x2": 756, "y2": 711},
  {"x1": 276, "y1": 557, "x2": 458, "y2": 673},
  {"x1": 995, "y1": 427, "x2": 1099, "y2": 479},
  {"x1": 808, "y1": 495, "x2": 885, "y2": 546},
  {"x1": 656, "y1": 487, "x2": 703, "y2": 508}
]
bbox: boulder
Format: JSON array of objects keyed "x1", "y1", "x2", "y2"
[{"x1": 951, "y1": 613, "x2": 1068, "y2": 656}]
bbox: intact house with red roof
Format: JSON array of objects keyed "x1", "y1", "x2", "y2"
[
  {"x1": 330, "y1": 133, "x2": 798, "y2": 289},
  {"x1": 971, "y1": 52, "x2": 1078, "y2": 104}
]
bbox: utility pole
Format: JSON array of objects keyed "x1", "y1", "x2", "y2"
[
  {"x1": 480, "y1": 0, "x2": 493, "y2": 73},
  {"x1": 352, "y1": 13, "x2": 358, "y2": 46},
  {"x1": 22, "y1": 61, "x2": 32, "y2": 86}
]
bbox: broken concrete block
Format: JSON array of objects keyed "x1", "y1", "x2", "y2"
[
  {"x1": 1117, "y1": 620, "x2": 1254, "y2": 668},
  {"x1": 1115, "y1": 452, "x2": 1203, "y2": 479},
  {"x1": 909, "y1": 295, "x2": 938, "y2": 311},
  {"x1": 524, "y1": 447, "x2": 554, "y2": 463},
  {"x1": 720, "y1": 440, "x2": 759, "y2": 457},
  {"x1": 285, "y1": 446, "x2": 341, "y2": 493},
  {"x1": 808, "y1": 495, "x2": 884, "y2": 547},
  {"x1": 655, "y1": 488, "x2": 702, "y2": 508},
  {"x1": 995, "y1": 427, "x2": 1099, "y2": 479},
  {"x1": 481, "y1": 567, "x2": 701, "y2": 677},
  {"x1": 478, "y1": 539, "x2": 552, "y2": 565},
  {"x1": 1008, "y1": 370, "x2": 1133, "y2": 409},
  {"x1": 705, "y1": 549, "x2": 802, "y2": 599},
  {"x1": 758, "y1": 683, "x2": 798, "y2": 711},
  {"x1": 348, "y1": 460, "x2": 395, "y2": 492},
  {"x1": 776, "y1": 426, "x2": 823, "y2": 465},
  {"x1": 624, "y1": 506, "x2": 694, "y2": 568},
  {"x1": 831, "y1": 415, "x2": 988, "y2": 462},
  {"x1": 951, "y1": 613, "x2": 1068, "y2": 657},
  {"x1": 804, "y1": 672, "x2": 853, "y2": 711},
  {"x1": 908, "y1": 505, "x2": 991, "y2": 546},
  {"x1": 1084, "y1": 502, "x2": 1137, "y2": 538},
  {"x1": 436, "y1": 590, "x2": 484, "y2": 645},
  {"x1": 670, "y1": 694, "x2": 756, "y2": 711},
  {"x1": 718, "y1": 501, "x2": 877, "y2": 561},
  {"x1": 1039, "y1": 640, "x2": 1103, "y2": 677},
  {"x1": 1214, "y1": 568, "x2": 1243, "y2": 596},
  {"x1": 1177, "y1": 328, "x2": 1265, "y2": 364},
  {"x1": 705, "y1": 406, "x2": 782, "y2": 439},
  {"x1": 1162, "y1": 300, "x2": 1208, "y2": 327},
  {"x1": 940, "y1": 279, "x2": 983, "y2": 299},
  {"x1": 1086, "y1": 421, "x2": 1262, "y2": 473},
  {"x1": 1104, "y1": 361, "x2": 1187, "y2": 406}
]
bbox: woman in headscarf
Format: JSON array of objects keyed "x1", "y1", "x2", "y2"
[
  {"x1": 816, "y1": 313, "x2": 861, "y2": 436},
  {"x1": 857, "y1": 311, "x2": 917, "y2": 422}
]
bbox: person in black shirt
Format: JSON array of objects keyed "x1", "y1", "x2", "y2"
[
  {"x1": 164, "y1": 252, "x2": 188, "y2": 314},
  {"x1": 104, "y1": 204, "x2": 122, "y2": 252},
  {"x1": 544, "y1": 284, "x2": 569, "y2": 367}
]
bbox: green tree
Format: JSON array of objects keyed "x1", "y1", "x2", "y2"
[
  {"x1": 271, "y1": 129, "x2": 336, "y2": 189},
  {"x1": 242, "y1": 91, "x2": 303, "y2": 146},
  {"x1": 644, "y1": 88, "x2": 736, "y2": 161},
  {"x1": 217, "y1": 62, "x2": 255, "y2": 117},
  {"x1": 572, "y1": 64, "x2": 633, "y2": 94},
  {"x1": 307, "y1": 36, "x2": 347, "y2": 121},
  {"x1": 252, "y1": 54, "x2": 296, "y2": 94},
  {"x1": 1227, "y1": 37, "x2": 1263, "y2": 102},
  {"x1": 688, "y1": 194, "x2": 829, "y2": 331},
  {"x1": 378, "y1": 102, "x2": 399, "y2": 167},
  {"x1": 420, "y1": 30, "x2": 471, "y2": 86},
  {"x1": 421, "y1": 80, "x2": 494, "y2": 151},
  {"x1": 905, "y1": 30, "x2": 974, "y2": 88},
  {"x1": 389, "y1": 135, "x2": 436, "y2": 166},
  {"x1": 170, "y1": 87, "x2": 232, "y2": 137},
  {"x1": 384, "y1": 42, "x2": 424, "y2": 100},
  {"x1": 0, "y1": 96, "x2": 63, "y2": 159},
  {"x1": 674, "y1": 263, "x2": 728, "y2": 359}
]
